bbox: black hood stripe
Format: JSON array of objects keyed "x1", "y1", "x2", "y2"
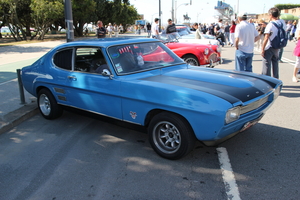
[{"x1": 141, "y1": 75, "x2": 273, "y2": 104}]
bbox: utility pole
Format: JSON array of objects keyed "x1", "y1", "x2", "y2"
[
  {"x1": 64, "y1": 0, "x2": 74, "y2": 42},
  {"x1": 159, "y1": 0, "x2": 161, "y2": 32}
]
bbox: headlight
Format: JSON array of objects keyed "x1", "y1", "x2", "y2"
[
  {"x1": 225, "y1": 107, "x2": 241, "y2": 124},
  {"x1": 204, "y1": 48, "x2": 209, "y2": 55},
  {"x1": 216, "y1": 46, "x2": 221, "y2": 52},
  {"x1": 273, "y1": 86, "x2": 281, "y2": 99}
]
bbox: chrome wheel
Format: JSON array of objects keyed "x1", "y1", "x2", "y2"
[
  {"x1": 152, "y1": 121, "x2": 181, "y2": 154},
  {"x1": 39, "y1": 94, "x2": 51, "y2": 116},
  {"x1": 37, "y1": 89, "x2": 63, "y2": 119}
]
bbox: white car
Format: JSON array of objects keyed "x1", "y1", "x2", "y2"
[{"x1": 174, "y1": 25, "x2": 220, "y2": 46}]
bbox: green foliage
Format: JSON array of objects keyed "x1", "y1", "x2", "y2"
[
  {"x1": 0, "y1": 0, "x2": 140, "y2": 40},
  {"x1": 274, "y1": 4, "x2": 300, "y2": 11},
  {"x1": 30, "y1": 0, "x2": 64, "y2": 39}
]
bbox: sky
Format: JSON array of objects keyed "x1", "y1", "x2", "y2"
[{"x1": 130, "y1": 0, "x2": 300, "y2": 24}]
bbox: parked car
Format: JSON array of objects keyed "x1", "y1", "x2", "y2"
[
  {"x1": 160, "y1": 33, "x2": 221, "y2": 67},
  {"x1": 21, "y1": 38, "x2": 282, "y2": 159},
  {"x1": 175, "y1": 25, "x2": 220, "y2": 46}
]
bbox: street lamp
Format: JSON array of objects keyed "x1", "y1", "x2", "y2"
[{"x1": 175, "y1": 1, "x2": 189, "y2": 24}]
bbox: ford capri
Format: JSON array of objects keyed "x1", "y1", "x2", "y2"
[{"x1": 21, "y1": 38, "x2": 282, "y2": 159}]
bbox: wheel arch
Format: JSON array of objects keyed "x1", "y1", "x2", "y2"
[{"x1": 144, "y1": 109, "x2": 194, "y2": 133}]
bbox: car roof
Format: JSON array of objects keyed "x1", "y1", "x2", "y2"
[{"x1": 56, "y1": 37, "x2": 159, "y2": 49}]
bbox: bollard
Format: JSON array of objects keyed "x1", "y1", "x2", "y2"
[{"x1": 16, "y1": 69, "x2": 26, "y2": 104}]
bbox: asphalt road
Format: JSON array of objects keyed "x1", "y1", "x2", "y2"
[{"x1": 0, "y1": 40, "x2": 299, "y2": 200}]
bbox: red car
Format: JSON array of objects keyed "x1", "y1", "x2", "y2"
[{"x1": 160, "y1": 34, "x2": 222, "y2": 67}]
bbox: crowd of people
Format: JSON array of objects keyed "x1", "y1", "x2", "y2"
[{"x1": 95, "y1": 7, "x2": 300, "y2": 82}]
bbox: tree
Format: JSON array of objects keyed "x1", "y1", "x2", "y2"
[
  {"x1": 94, "y1": 0, "x2": 139, "y2": 31},
  {"x1": 30, "y1": 0, "x2": 64, "y2": 40},
  {"x1": 274, "y1": 4, "x2": 300, "y2": 11},
  {"x1": 72, "y1": 0, "x2": 96, "y2": 37}
]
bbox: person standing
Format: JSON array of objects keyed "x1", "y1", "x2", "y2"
[
  {"x1": 292, "y1": 20, "x2": 300, "y2": 82},
  {"x1": 113, "y1": 23, "x2": 119, "y2": 37},
  {"x1": 146, "y1": 23, "x2": 151, "y2": 37},
  {"x1": 107, "y1": 23, "x2": 113, "y2": 37},
  {"x1": 166, "y1": 19, "x2": 177, "y2": 35},
  {"x1": 286, "y1": 21, "x2": 293, "y2": 41},
  {"x1": 119, "y1": 24, "x2": 124, "y2": 34},
  {"x1": 229, "y1": 20, "x2": 236, "y2": 46},
  {"x1": 96, "y1": 20, "x2": 106, "y2": 38},
  {"x1": 224, "y1": 22, "x2": 230, "y2": 45},
  {"x1": 235, "y1": 12, "x2": 260, "y2": 72},
  {"x1": 261, "y1": 7, "x2": 286, "y2": 78},
  {"x1": 151, "y1": 18, "x2": 160, "y2": 39}
]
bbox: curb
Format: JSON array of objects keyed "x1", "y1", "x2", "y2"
[{"x1": 0, "y1": 102, "x2": 39, "y2": 135}]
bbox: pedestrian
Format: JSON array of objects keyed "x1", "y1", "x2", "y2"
[
  {"x1": 166, "y1": 19, "x2": 177, "y2": 35},
  {"x1": 216, "y1": 26, "x2": 225, "y2": 47},
  {"x1": 290, "y1": 21, "x2": 297, "y2": 41},
  {"x1": 119, "y1": 24, "x2": 124, "y2": 34},
  {"x1": 96, "y1": 20, "x2": 106, "y2": 38},
  {"x1": 224, "y1": 22, "x2": 230, "y2": 45},
  {"x1": 113, "y1": 23, "x2": 119, "y2": 37},
  {"x1": 107, "y1": 23, "x2": 113, "y2": 37},
  {"x1": 194, "y1": 23, "x2": 202, "y2": 39},
  {"x1": 256, "y1": 19, "x2": 266, "y2": 51},
  {"x1": 146, "y1": 23, "x2": 151, "y2": 37},
  {"x1": 292, "y1": 20, "x2": 300, "y2": 82},
  {"x1": 151, "y1": 18, "x2": 160, "y2": 39},
  {"x1": 261, "y1": 7, "x2": 287, "y2": 78},
  {"x1": 137, "y1": 23, "x2": 141, "y2": 35},
  {"x1": 234, "y1": 12, "x2": 260, "y2": 72},
  {"x1": 229, "y1": 20, "x2": 236, "y2": 46},
  {"x1": 208, "y1": 23, "x2": 215, "y2": 36},
  {"x1": 286, "y1": 21, "x2": 293, "y2": 41}
]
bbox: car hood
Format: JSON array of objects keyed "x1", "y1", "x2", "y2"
[{"x1": 140, "y1": 67, "x2": 279, "y2": 104}]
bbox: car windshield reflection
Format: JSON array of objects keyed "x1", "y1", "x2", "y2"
[{"x1": 108, "y1": 41, "x2": 184, "y2": 75}]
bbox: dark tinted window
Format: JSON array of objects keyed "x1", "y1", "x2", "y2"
[{"x1": 53, "y1": 49, "x2": 73, "y2": 70}]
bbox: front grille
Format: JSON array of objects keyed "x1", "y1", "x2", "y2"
[
  {"x1": 241, "y1": 95, "x2": 269, "y2": 115},
  {"x1": 208, "y1": 53, "x2": 218, "y2": 62}
]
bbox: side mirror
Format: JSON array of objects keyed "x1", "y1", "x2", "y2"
[{"x1": 101, "y1": 69, "x2": 114, "y2": 79}]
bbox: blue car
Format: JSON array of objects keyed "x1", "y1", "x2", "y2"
[{"x1": 21, "y1": 38, "x2": 282, "y2": 159}]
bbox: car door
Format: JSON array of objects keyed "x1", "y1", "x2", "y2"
[{"x1": 52, "y1": 47, "x2": 122, "y2": 120}]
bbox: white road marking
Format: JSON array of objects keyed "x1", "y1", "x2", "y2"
[{"x1": 217, "y1": 147, "x2": 241, "y2": 200}]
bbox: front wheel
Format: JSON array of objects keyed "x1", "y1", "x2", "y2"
[
  {"x1": 37, "y1": 88, "x2": 63, "y2": 120},
  {"x1": 148, "y1": 112, "x2": 196, "y2": 160},
  {"x1": 182, "y1": 55, "x2": 199, "y2": 66}
]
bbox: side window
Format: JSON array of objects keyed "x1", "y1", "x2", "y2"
[
  {"x1": 75, "y1": 48, "x2": 109, "y2": 74},
  {"x1": 53, "y1": 49, "x2": 73, "y2": 70}
]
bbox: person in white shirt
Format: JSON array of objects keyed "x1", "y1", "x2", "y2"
[
  {"x1": 151, "y1": 18, "x2": 160, "y2": 39},
  {"x1": 261, "y1": 7, "x2": 286, "y2": 78},
  {"x1": 235, "y1": 12, "x2": 260, "y2": 72}
]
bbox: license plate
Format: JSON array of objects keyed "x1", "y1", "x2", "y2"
[{"x1": 240, "y1": 116, "x2": 263, "y2": 132}]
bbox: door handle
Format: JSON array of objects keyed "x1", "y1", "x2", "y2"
[{"x1": 67, "y1": 76, "x2": 77, "y2": 81}]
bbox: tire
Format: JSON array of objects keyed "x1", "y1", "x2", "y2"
[
  {"x1": 148, "y1": 112, "x2": 196, "y2": 160},
  {"x1": 37, "y1": 88, "x2": 63, "y2": 120},
  {"x1": 182, "y1": 55, "x2": 199, "y2": 66}
]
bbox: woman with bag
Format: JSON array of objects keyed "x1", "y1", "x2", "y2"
[{"x1": 292, "y1": 20, "x2": 300, "y2": 82}]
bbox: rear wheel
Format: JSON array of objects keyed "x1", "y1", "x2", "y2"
[
  {"x1": 182, "y1": 55, "x2": 199, "y2": 66},
  {"x1": 148, "y1": 112, "x2": 196, "y2": 159},
  {"x1": 37, "y1": 88, "x2": 63, "y2": 119}
]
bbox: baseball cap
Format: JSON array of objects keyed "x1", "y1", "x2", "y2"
[
  {"x1": 168, "y1": 19, "x2": 172, "y2": 22},
  {"x1": 237, "y1": 11, "x2": 247, "y2": 18}
]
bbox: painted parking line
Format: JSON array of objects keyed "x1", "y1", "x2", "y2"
[
  {"x1": 217, "y1": 147, "x2": 241, "y2": 200},
  {"x1": 281, "y1": 57, "x2": 295, "y2": 66}
]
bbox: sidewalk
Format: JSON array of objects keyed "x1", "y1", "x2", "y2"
[{"x1": 0, "y1": 33, "x2": 149, "y2": 134}]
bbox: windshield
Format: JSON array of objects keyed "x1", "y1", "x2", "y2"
[{"x1": 107, "y1": 41, "x2": 184, "y2": 75}]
